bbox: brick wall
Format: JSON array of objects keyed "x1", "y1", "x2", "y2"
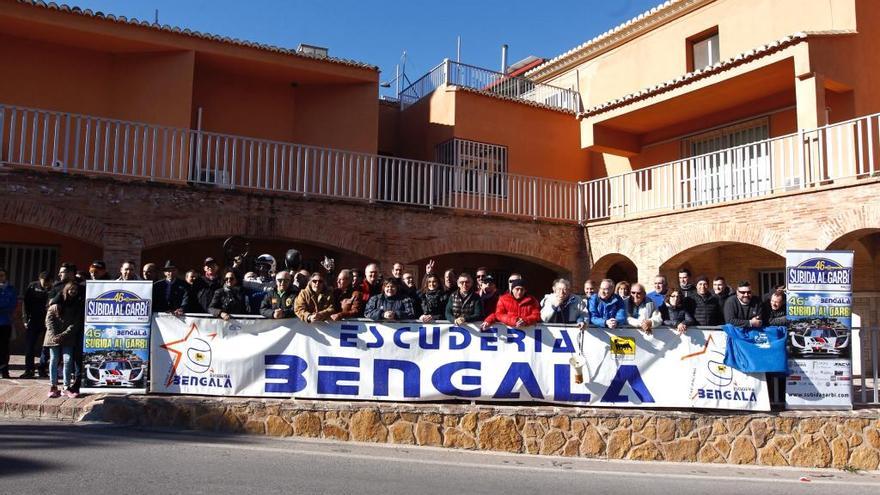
[{"x1": 0, "y1": 168, "x2": 583, "y2": 279}]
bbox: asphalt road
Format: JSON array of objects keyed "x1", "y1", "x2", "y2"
[{"x1": 1, "y1": 419, "x2": 878, "y2": 495}]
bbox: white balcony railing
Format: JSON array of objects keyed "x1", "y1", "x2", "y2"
[
  {"x1": 0, "y1": 104, "x2": 580, "y2": 222},
  {"x1": 581, "y1": 113, "x2": 880, "y2": 221},
  {"x1": 400, "y1": 60, "x2": 581, "y2": 113}
]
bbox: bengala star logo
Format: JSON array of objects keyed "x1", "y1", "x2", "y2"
[{"x1": 160, "y1": 322, "x2": 217, "y2": 386}]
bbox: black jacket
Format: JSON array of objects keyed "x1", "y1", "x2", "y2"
[
  {"x1": 692, "y1": 293, "x2": 723, "y2": 326},
  {"x1": 679, "y1": 283, "x2": 697, "y2": 300},
  {"x1": 209, "y1": 286, "x2": 252, "y2": 317},
  {"x1": 364, "y1": 293, "x2": 417, "y2": 321},
  {"x1": 153, "y1": 279, "x2": 188, "y2": 313},
  {"x1": 418, "y1": 290, "x2": 449, "y2": 320},
  {"x1": 661, "y1": 304, "x2": 697, "y2": 327},
  {"x1": 260, "y1": 288, "x2": 298, "y2": 319},
  {"x1": 445, "y1": 290, "x2": 483, "y2": 323},
  {"x1": 723, "y1": 296, "x2": 762, "y2": 327},
  {"x1": 762, "y1": 301, "x2": 788, "y2": 327},
  {"x1": 183, "y1": 276, "x2": 222, "y2": 314},
  {"x1": 23, "y1": 281, "x2": 50, "y2": 328}
]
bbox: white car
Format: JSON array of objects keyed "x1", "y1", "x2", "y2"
[
  {"x1": 789, "y1": 327, "x2": 849, "y2": 356},
  {"x1": 85, "y1": 359, "x2": 145, "y2": 387}
]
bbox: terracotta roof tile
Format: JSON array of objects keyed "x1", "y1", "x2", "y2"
[{"x1": 17, "y1": 0, "x2": 378, "y2": 71}]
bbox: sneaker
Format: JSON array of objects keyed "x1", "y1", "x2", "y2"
[
  {"x1": 47, "y1": 386, "x2": 60, "y2": 399},
  {"x1": 63, "y1": 388, "x2": 79, "y2": 399},
  {"x1": 19, "y1": 370, "x2": 36, "y2": 379}
]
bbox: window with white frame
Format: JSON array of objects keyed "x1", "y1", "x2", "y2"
[
  {"x1": 681, "y1": 117, "x2": 771, "y2": 205},
  {"x1": 689, "y1": 30, "x2": 719, "y2": 71},
  {"x1": 435, "y1": 139, "x2": 508, "y2": 197}
]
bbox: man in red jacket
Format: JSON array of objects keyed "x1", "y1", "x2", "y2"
[{"x1": 481, "y1": 279, "x2": 541, "y2": 329}]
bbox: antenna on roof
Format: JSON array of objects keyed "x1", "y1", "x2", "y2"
[{"x1": 154, "y1": 9, "x2": 159, "y2": 24}]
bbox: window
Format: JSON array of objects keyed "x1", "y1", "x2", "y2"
[
  {"x1": 759, "y1": 270, "x2": 786, "y2": 298},
  {"x1": 0, "y1": 243, "x2": 58, "y2": 296},
  {"x1": 687, "y1": 28, "x2": 719, "y2": 71},
  {"x1": 681, "y1": 118, "x2": 771, "y2": 205},
  {"x1": 435, "y1": 139, "x2": 508, "y2": 197}
]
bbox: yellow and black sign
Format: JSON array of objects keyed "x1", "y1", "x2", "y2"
[{"x1": 610, "y1": 336, "x2": 636, "y2": 359}]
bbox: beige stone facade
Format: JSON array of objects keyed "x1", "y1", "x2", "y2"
[{"x1": 86, "y1": 395, "x2": 880, "y2": 471}]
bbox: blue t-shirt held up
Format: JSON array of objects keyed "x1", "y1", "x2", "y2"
[{"x1": 722, "y1": 324, "x2": 788, "y2": 373}]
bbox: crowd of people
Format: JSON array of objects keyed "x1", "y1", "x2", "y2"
[{"x1": 0, "y1": 259, "x2": 788, "y2": 399}]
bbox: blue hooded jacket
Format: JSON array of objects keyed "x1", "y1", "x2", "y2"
[
  {"x1": 588, "y1": 294, "x2": 626, "y2": 328},
  {"x1": 0, "y1": 283, "x2": 17, "y2": 326}
]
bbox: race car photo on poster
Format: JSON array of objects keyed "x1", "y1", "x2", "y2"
[{"x1": 788, "y1": 318, "x2": 851, "y2": 358}]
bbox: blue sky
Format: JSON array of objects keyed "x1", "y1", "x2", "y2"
[{"x1": 71, "y1": 0, "x2": 661, "y2": 96}]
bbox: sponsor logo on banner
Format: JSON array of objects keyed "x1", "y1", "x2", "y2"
[
  {"x1": 159, "y1": 322, "x2": 232, "y2": 389},
  {"x1": 610, "y1": 336, "x2": 635, "y2": 360},
  {"x1": 86, "y1": 290, "x2": 152, "y2": 323}
]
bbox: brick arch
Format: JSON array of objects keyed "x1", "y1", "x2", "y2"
[
  {"x1": 589, "y1": 253, "x2": 638, "y2": 282},
  {"x1": 818, "y1": 206, "x2": 880, "y2": 250},
  {"x1": 650, "y1": 223, "x2": 785, "y2": 270},
  {"x1": 141, "y1": 215, "x2": 385, "y2": 261},
  {"x1": 0, "y1": 197, "x2": 104, "y2": 244},
  {"x1": 405, "y1": 236, "x2": 570, "y2": 273}
]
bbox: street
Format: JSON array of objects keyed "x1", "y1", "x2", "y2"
[{"x1": 1, "y1": 419, "x2": 878, "y2": 494}]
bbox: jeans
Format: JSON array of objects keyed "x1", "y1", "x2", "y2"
[
  {"x1": 48, "y1": 345, "x2": 74, "y2": 389},
  {"x1": 24, "y1": 321, "x2": 49, "y2": 373}
]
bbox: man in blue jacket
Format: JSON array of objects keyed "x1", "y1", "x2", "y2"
[
  {"x1": 0, "y1": 268, "x2": 18, "y2": 379},
  {"x1": 589, "y1": 279, "x2": 626, "y2": 329}
]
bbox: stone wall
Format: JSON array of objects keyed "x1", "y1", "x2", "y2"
[{"x1": 97, "y1": 396, "x2": 880, "y2": 471}]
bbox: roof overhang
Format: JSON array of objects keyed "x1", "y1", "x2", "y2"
[
  {"x1": 0, "y1": 0, "x2": 378, "y2": 85},
  {"x1": 579, "y1": 33, "x2": 856, "y2": 155}
]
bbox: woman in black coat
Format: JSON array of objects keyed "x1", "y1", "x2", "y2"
[
  {"x1": 661, "y1": 288, "x2": 696, "y2": 335},
  {"x1": 418, "y1": 274, "x2": 448, "y2": 323},
  {"x1": 209, "y1": 270, "x2": 252, "y2": 320}
]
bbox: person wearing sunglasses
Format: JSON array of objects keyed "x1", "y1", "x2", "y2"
[
  {"x1": 723, "y1": 280, "x2": 763, "y2": 328},
  {"x1": 661, "y1": 288, "x2": 696, "y2": 335},
  {"x1": 625, "y1": 283, "x2": 662, "y2": 335},
  {"x1": 294, "y1": 272, "x2": 336, "y2": 323},
  {"x1": 209, "y1": 270, "x2": 252, "y2": 320},
  {"x1": 260, "y1": 270, "x2": 298, "y2": 319}
]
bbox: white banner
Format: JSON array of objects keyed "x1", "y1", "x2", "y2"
[
  {"x1": 150, "y1": 315, "x2": 769, "y2": 411},
  {"x1": 82, "y1": 280, "x2": 153, "y2": 394}
]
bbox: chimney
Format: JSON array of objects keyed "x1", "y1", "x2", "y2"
[{"x1": 501, "y1": 44, "x2": 509, "y2": 74}]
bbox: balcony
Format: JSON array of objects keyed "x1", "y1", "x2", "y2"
[
  {"x1": 580, "y1": 113, "x2": 880, "y2": 221},
  {"x1": 0, "y1": 103, "x2": 579, "y2": 223},
  {"x1": 399, "y1": 60, "x2": 581, "y2": 113}
]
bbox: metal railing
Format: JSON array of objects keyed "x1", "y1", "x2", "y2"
[
  {"x1": 400, "y1": 60, "x2": 581, "y2": 113},
  {"x1": 0, "y1": 103, "x2": 580, "y2": 222},
  {"x1": 853, "y1": 325, "x2": 880, "y2": 406},
  {"x1": 581, "y1": 113, "x2": 880, "y2": 221}
]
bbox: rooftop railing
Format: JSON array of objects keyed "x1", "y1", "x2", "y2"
[
  {"x1": 0, "y1": 103, "x2": 580, "y2": 223},
  {"x1": 580, "y1": 113, "x2": 880, "y2": 221},
  {"x1": 400, "y1": 60, "x2": 581, "y2": 113}
]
